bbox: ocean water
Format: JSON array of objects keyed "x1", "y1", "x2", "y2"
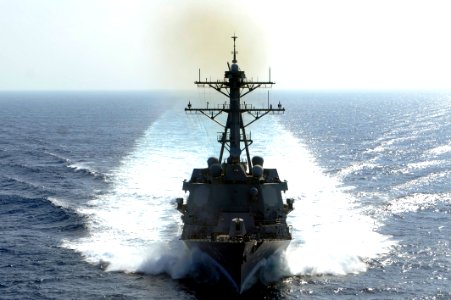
[{"x1": 0, "y1": 90, "x2": 449, "y2": 299}]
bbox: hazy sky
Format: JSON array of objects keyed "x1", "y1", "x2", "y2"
[{"x1": 1, "y1": 0, "x2": 451, "y2": 90}]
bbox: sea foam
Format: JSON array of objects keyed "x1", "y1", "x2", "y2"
[{"x1": 62, "y1": 107, "x2": 395, "y2": 286}]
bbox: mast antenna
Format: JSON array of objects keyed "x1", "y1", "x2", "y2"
[
  {"x1": 231, "y1": 34, "x2": 238, "y2": 63},
  {"x1": 189, "y1": 35, "x2": 282, "y2": 168}
]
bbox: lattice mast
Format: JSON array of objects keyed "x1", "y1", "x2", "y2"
[{"x1": 186, "y1": 35, "x2": 284, "y2": 171}]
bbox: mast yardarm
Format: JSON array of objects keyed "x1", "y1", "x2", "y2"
[{"x1": 186, "y1": 36, "x2": 284, "y2": 171}]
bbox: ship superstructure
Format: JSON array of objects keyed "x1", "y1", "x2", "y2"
[{"x1": 176, "y1": 36, "x2": 294, "y2": 292}]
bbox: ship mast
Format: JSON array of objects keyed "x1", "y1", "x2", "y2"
[{"x1": 186, "y1": 35, "x2": 284, "y2": 171}]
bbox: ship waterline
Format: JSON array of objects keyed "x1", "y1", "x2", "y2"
[{"x1": 185, "y1": 239, "x2": 291, "y2": 291}]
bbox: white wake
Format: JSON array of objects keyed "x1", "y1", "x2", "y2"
[{"x1": 62, "y1": 106, "x2": 394, "y2": 283}]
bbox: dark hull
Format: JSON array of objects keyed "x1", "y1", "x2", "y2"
[{"x1": 185, "y1": 239, "x2": 290, "y2": 292}]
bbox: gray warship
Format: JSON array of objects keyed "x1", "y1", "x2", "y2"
[{"x1": 176, "y1": 36, "x2": 294, "y2": 292}]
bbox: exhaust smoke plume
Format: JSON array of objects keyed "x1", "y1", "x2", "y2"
[{"x1": 152, "y1": 1, "x2": 269, "y2": 88}]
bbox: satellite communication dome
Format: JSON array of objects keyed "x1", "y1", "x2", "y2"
[
  {"x1": 252, "y1": 165, "x2": 263, "y2": 177},
  {"x1": 209, "y1": 163, "x2": 222, "y2": 177},
  {"x1": 207, "y1": 157, "x2": 220, "y2": 167},
  {"x1": 252, "y1": 156, "x2": 264, "y2": 167}
]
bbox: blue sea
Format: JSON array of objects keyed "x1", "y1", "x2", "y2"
[{"x1": 0, "y1": 90, "x2": 450, "y2": 299}]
